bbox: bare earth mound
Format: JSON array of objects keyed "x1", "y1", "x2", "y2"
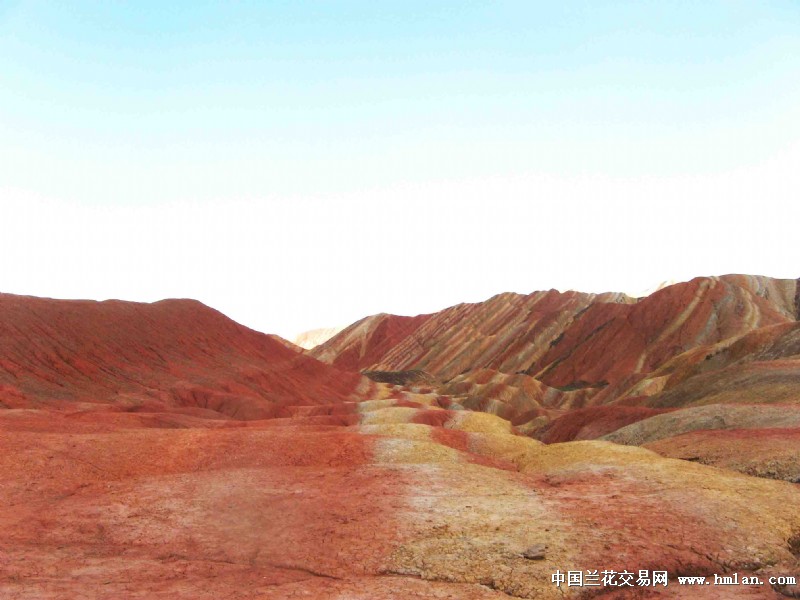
[
  {"x1": 0, "y1": 293, "x2": 379, "y2": 418},
  {"x1": 644, "y1": 428, "x2": 800, "y2": 483}
]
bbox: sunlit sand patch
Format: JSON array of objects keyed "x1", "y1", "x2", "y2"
[
  {"x1": 372, "y1": 437, "x2": 463, "y2": 464},
  {"x1": 359, "y1": 406, "x2": 420, "y2": 424},
  {"x1": 356, "y1": 399, "x2": 406, "y2": 413},
  {"x1": 466, "y1": 430, "x2": 543, "y2": 467},
  {"x1": 444, "y1": 410, "x2": 514, "y2": 435},
  {"x1": 385, "y1": 462, "x2": 574, "y2": 599},
  {"x1": 517, "y1": 440, "x2": 800, "y2": 569},
  {"x1": 359, "y1": 422, "x2": 433, "y2": 442}
]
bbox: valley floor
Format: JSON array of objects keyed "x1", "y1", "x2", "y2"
[{"x1": 1, "y1": 394, "x2": 798, "y2": 599}]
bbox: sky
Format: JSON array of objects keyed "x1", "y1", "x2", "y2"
[{"x1": 1, "y1": 1, "x2": 799, "y2": 339}]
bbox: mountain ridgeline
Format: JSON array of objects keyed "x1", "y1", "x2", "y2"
[
  {"x1": 312, "y1": 275, "x2": 798, "y2": 406},
  {"x1": 311, "y1": 275, "x2": 800, "y2": 479}
]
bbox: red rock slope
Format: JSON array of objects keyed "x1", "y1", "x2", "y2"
[
  {"x1": 313, "y1": 275, "x2": 798, "y2": 412},
  {"x1": 312, "y1": 289, "x2": 634, "y2": 378},
  {"x1": 531, "y1": 275, "x2": 797, "y2": 403},
  {"x1": 311, "y1": 275, "x2": 800, "y2": 484},
  {"x1": 0, "y1": 293, "x2": 377, "y2": 419}
]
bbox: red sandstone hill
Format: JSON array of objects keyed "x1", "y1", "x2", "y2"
[
  {"x1": 311, "y1": 289, "x2": 634, "y2": 379},
  {"x1": 311, "y1": 275, "x2": 800, "y2": 479},
  {"x1": 2, "y1": 291, "x2": 800, "y2": 598},
  {"x1": 313, "y1": 275, "x2": 798, "y2": 410},
  {"x1": 311, "y1": 275, "x2": 800, "y2": 485},
  {"x1": 0, "y1": 293, "x2": 376, "y2": 419}
]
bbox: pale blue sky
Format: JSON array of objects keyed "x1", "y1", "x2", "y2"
[{"x1": 1, "y1": 1, "x2": 799, "y2": 337}]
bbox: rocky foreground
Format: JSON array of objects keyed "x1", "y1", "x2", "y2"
[
  {"x1": 2, "y1": 395, "x2": 800, "y2": 599},
  {"x1": 0, "y1": 283, "x2": 799, "y2": 598}
]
